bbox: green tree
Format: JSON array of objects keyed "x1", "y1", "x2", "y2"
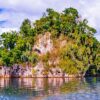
[{"x1": 1, "y1": 31, "x2": 17, "y2": 50}]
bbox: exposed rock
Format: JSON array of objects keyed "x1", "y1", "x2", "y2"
[
  {"x1": 0, "y1": 65, "x2": 82, "y2": 78},
  {"x1": 0, "y1": 66, "x2": 10, "y2": 77},
  {"x1": 33, "y1": 32, "x2": 53, "y2": 55},
  {"x1": 34, "y1": 61, "x2": 44, "y2": 77},
  {"x1": 0, "y1": 32, "x2": 83, "y2": 78},
  {"x1": 49, "y1": 67, "x2": 64, "y2": 77},
  {"x1": 0, "y1": 65, "x2": 34, "y2": 78}
]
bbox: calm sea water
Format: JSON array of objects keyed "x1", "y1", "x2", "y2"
[{"x1": 0, "y1": 77, "x2": 100, "y2": 100}]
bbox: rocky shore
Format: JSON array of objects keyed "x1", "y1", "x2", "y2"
[
  {"x1": 0, "y1": 64, "x2": 83, "y2": 78},
  {"x1": 0, "y1": 32, "x2": 79, "y2": 78}
]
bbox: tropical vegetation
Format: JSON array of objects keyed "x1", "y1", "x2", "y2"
[{"x1": 0, "y1": 7, "x2": 100, "y2": 76}]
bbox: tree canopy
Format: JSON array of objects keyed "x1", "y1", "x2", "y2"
[{"x1": 0, "y1": 7, "x2": 99, "y2": 75}]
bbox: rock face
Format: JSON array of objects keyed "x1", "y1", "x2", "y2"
[
  {"x1": 0, "y1": 65, "x2": 65, "y2": 78},
  {"x1": 33, "y1": 32, "x2": 53, "y2": 54},
  {"x1": 0, "y1": 65, "x2": 34, "y2": 78},
  {"x1": 32, "y1": 32, "x2": 66, "y2": 77},
  {"x1": 34, "y1": 62, "x2": 45, "y2": 77},
  {"x1": 0, "y1": 32, "x2": 82, "y2": 78},
  {"x1": 0, "y1": 66, "x2": 10, "y2": 77},
  {"x1": 48, "y1": 67, "x2": 64, "y2": 77}
]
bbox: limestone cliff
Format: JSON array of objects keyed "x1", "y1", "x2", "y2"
[
  {"x1": 0, "y1": 32, "x2": 82, "y2": 78},
  {"x1": 33, "y1": 32, "x2": 53, "y2": 54}
]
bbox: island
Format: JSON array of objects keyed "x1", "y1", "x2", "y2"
[{"x1": 0, "y1": 8, "x2": 99, "y2": 78}]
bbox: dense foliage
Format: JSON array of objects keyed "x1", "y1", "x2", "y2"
[{"x1": 0, "y1": 7, "x2": 100, "y2": 75}]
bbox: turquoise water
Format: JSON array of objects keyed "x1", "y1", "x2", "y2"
[{"x1": 0, "y1": 78, "x2": 100, "y2": 100}]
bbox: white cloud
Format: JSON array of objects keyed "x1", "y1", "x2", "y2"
[
  {"x1": 94, "y1": 33, "x2": 100, "y2": 41},
  {"x1": 76, "y1": 0, "x2": 100, "y2": 29},
  {"x1": 0, "y1": 0, "x2": 69, "y2": 28},
  {"x1": 0, "y1": 0, "x2": 100, "y2": 41},
  {"x1": 0, "y1": 27, "x2": 18, "y2": 35},
  {"x1": 70, "y1": 0, "x2": 100, "y2": 41}
]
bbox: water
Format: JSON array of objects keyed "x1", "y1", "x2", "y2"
[{"x1": 0, "y1": 77, "x2": 100, "y2": 100}]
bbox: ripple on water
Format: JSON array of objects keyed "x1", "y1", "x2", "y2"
[
  {"x1": 0, "y1": 78, "x2": 100, "y2": 100},
  {"x1": 43, "y1": 92, "x2": 100, "y2": 100}
]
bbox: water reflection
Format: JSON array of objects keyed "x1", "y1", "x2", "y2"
[
  {"x1": 0, "y1": 78, "x2": 100, "y2": 100},
  {"x1": 0, "y1": 78, "x2": 75, "y2": 90}
]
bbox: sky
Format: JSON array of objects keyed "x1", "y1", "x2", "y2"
[{"x1": 0, "y1": 0, "x2": 100, "y2": 41}]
